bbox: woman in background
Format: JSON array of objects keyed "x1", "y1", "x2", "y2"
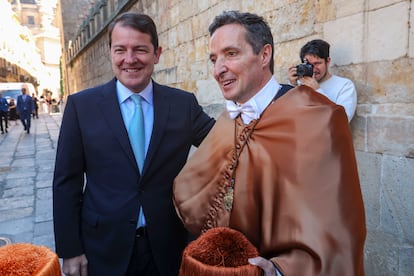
[{"x1": 8, "y1": 98, "x2": 18, "y2": 124}]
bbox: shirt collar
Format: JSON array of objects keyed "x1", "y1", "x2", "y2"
[
  {"x1": 117, "y1": 80, "x2": 154, "y2": 105},
  {"x1": 225, "y1": 77, "x2": 281, "y2": 116}
]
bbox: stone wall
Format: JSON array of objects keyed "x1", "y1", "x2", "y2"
[{"x1": 59, "y1": 0, "x2": 414, "y2": 274}]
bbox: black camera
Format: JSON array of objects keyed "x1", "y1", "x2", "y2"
[{"x1": 295, "y1": 62, "x2": 314, "y2": 78}]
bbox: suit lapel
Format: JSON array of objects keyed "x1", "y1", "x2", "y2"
[
  {"x1": 97, "y1": 79, "x2": 138, "y2": 171},
  {"x1": 142, "y1": 82, "x2": 169, "y2": 175}
]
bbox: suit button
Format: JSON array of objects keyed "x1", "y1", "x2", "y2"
[{"x1": 138, "y1": 189, "x2": 144, "y2": 194}]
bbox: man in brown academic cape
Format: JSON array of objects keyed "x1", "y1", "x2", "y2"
[{"x1": 173, "y1": 11, "x2": 366, "y2": 276}]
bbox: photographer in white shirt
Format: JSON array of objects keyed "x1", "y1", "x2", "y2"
[{"x1": 288, "y1": 39, "x2": 357, "y2": 122}]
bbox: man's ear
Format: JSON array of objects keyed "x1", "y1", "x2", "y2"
[
  {"x1": 154, "y1": 46, "x2": 163, "y2": 64},
  {"x1": 326, "y1": 56, "x2": 331, "y2": 66},
  {"x1": 261, "y1": 44, "x2": 272, "y2": 69}
]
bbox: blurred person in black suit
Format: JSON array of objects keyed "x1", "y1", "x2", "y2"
[{"x1": 16, "y1": 86, "x2": 33, "y2": 133}]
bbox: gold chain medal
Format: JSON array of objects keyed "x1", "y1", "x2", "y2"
[
  {"x1": 222, "y1": 90, "x2": 278, "y2": 213},
  {"x1": 223, "y1": 114, "x2": 262, "y2": 212}
]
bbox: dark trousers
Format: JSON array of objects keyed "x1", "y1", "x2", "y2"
[
  {"x1": 33, "y1": 107, "x2": 38, "y2": 119},
  {"x1": 0, "y1": 111, "x2": 8, "y2": 132},
  {"x1": 20, "y1": 110, "x2": 31, "y2": 131},
  {"x1": 125, "y1": 227, "x2": 160, "y2": 276}
]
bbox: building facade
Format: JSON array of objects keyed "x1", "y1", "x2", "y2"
[
  {"x1": 57, "y1": 0, "x2": 414, "y2": 275},
  {"x1": 0, "y1": 0, "x2": 42, "y2": 87},
  {"x1": 8, "y1": 0, "x2": 62, "y2": 100}
]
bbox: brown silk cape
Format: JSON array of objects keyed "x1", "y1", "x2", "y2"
[{"x1": 173, "y1": 85, "x2": 366, "y2": 275}]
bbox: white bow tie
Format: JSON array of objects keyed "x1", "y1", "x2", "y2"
[{"x1": 226, "y1": 101, "x2": 260, "y2": 124}]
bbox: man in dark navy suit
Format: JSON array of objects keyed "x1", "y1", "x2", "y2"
[
  {"x1": 53, "y1": 12, "x2": 214, "y2": 276},
  {"x1": 16, "y1": 86, "x2": 33, "y2": 133}
]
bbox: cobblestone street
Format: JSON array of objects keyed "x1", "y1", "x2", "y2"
[{"x1": 0, "y1": 112, "x2": 62, "y2": 252}]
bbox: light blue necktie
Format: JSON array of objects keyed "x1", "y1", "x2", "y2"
[
  {"x1": 128, "y1": 94, "x2": 146, "y2": 227},
  {"x1": 129, "y1": 94, "x2": 145, "y2": 172}
]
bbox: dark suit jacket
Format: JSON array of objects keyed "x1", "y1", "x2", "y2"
[
  {"x1": 0, "y1": 97, "x2": 9, "y2": 112},
  {"x1": 16, "y1": 94, "x2": 33, "y2": 115},
  {"x1": 53, "y1": 78, "x2": 215, "y2": 275}
]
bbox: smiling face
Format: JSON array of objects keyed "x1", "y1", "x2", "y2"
[
  {"x1": 110, "y1": 24, "x2": 161, "y2": 92},
  {"x1": 209, "y1": 23, "x2": 272, "y2": 104}
]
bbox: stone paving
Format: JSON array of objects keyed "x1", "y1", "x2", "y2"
[{"x1": 0, "y1": 112, "x2": 62, "y2": 252}]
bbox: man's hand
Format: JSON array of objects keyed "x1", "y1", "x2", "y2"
[
  {"x1": 289, "y1": 66, "x2": 320, "y2": 90},
  {"x1": 248, "y1": 256, "x2": 277, "y2": 276},
  {"x1": 288, "y1": 65, "x2": 299, "y2": 86},
  {"x1": 299, "y1": 76, "x2": 320, "y2": 90},
  {"x1": 62, "y1": 254, "x2": 88, "y2": 276}
]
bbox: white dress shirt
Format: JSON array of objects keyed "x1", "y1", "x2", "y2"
[{"x1": 225, "y1": 77, "x2": 282, "y2": 125}]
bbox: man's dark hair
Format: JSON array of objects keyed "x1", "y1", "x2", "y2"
[
  {"x1": 108, "y1": 12, "x2": 159, "y2": 52},
  {"x1": 208, "y1": 11, "x2": 274, "y2": 74},
  {"x1": 300, "y1": 39, "x2": 330, "y2": 62}
]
